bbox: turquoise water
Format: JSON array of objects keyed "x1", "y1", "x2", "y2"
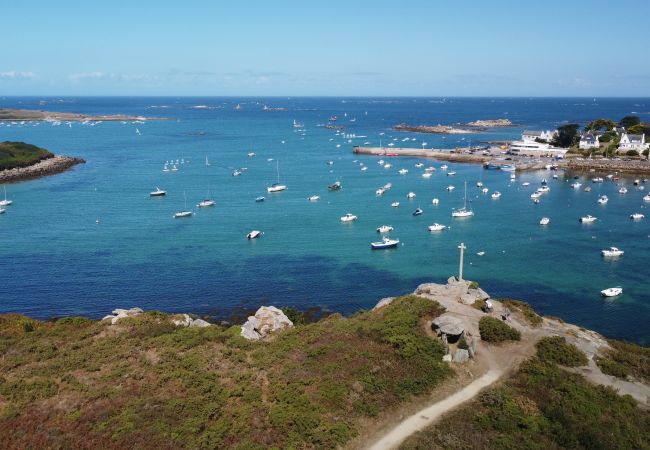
[{"x1": 1, "y1": 97, "x2": 649, "y2": 343}]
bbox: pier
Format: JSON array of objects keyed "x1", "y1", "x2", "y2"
[{"x1": 352, "y1": 146, "x2": 492, "y2": 164}]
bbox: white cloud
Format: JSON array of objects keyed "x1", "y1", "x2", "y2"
[
  {"x1": 0, "y1": 71, "x2": 36, "y2": 79},
  {"x1": 69, "y1": 71, "x2": 105, "y2": 82}
]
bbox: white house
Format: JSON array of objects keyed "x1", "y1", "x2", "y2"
[
  {"x1": 618, "y1": 133, "x2": 648, "y2": 153},
  {"x1": 579, "y1": 132, "x2": 600, "y2": 150},
  {"x1": 522, "y1": 130, "x2": 557, "y2": 143}
]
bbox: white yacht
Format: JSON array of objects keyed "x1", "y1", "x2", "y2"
[
  {"x1": 540, "y1": 217, "x2": 550, "y2": 226},
  {"x1": 580, "y1": 215, "x2": 597, "y2": 223},
  {"x1": 431, "y1": 198, "x2": 439, "y2": 205},
  {"x1": 446, "y1": 185, "x2": 455, "y2": 192},
  {"x1": 601, "y1": 287, "x2": 623, "y2": 297},
  {"x1": 391, "y1": 202, "x2": 400, "y2": 208},
  {"x1": 441, "y1": 164, "x2": 449, "y2": 170},
  {"x1": 598, "y1": 195, "x2": 608, "y2": 205},
  {"x1": 376, "y1": 225, "x2": 394, "y2": 233},
  {"x1": 267, "y1": 160, "x2": 287, "y2": 192},
  {"x1": 491, "y1": 191, "x2": 501, "y2": 199},
  {"x1": 447, "y1": 171, "x2": 456, "y2": 176},
  {"x1": 398, "y1": 168, "x2": 408, "y2": 175},
  {"x1": 422, "y1": 172, "x2": 432, "y2": 179},
  {"x1": 407, "y1": 192, "x2": 416, "y2": 199},
  {"x1": 340, "y1": 213, "x2": 358, "y2": 222},
  {"x1": 482, "y1": 187, "x2": 489, "y2": 194},
  {"x1": 452, "y1": 182, "x2": 474, "y2": 218},
  {"x1": 247, "y1": 230, "x2": 262, "y2": 240},
  {"x1": 371, "y1": 236, "x2": 400, "y2": 250},
  {"x1": 1, "y1": 186, "x2": 13, "y2": 206},
  {"x1": 428, "y1": 223, "x2": 446, "y2": 232},
  {"x1": 630, "y1": 213, "x2": 645, "y2": 220},
  {"x1": 644, "y1": 194, "x2": 650, "y2": 202},
  {"x1": 618, "y1": 186, "x2": 628, "y2": 194},
  {"x1": 308, "y1": 195, "x2": 320, "y2": 202},
  {"x1": 149, "y1": 187, "x2": 166, "y2": 197},
  {"x1": 174, "y1": 192, "x2": 193, "y2": 218},
  {"x1": 571, "y1": 182, "x2": 582, "y2": 189},
  {"x1": 601, "y1": 247, "x2": 624, "y2": 257},
  {"x1": 376, "y1": 188, "x2": 386, "y2": 196}
]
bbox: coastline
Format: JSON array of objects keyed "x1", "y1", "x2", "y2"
[
  {"x1": 0, "y1": 155, "x2": 85, "y2": 182},
  {"x1": 0, "y1": 108, "x2": 170, "y2": 122}
]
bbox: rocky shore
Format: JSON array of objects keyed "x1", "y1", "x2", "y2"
[
  {"x1": 466, "y1": 118, "x2": 513, "y2": 127},
  {"x1": 0, "y1": 155, "x2": 85, "y2": 182},
  {"x1": 568, "y1": 158, "x2": 650, "y2": 174},
  {"x1": 394, "y1": 123, "x2": 478, "y2": 134},
  {"x1": 0, "y1": 108, "x2": 170, "y2": 122}
]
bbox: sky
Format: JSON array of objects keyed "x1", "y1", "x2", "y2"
[{"x1": 1, "y1": 0, "x2": 649, "y2": 97}]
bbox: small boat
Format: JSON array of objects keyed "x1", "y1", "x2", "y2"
[
  {"x1": 538, "y1": 186, "x2": 550, "y2": 193},
  {"x1": 171, "y1": 165, "x2": 178, "y2": 172},
  {"x1": 598, "y1": 195, "x2": 608, "y2": 204},
  {"x1": 328, "y1": 181, "x2": 342, "y2": 191},
  {"x1": 413, "y1": 208, "x2": 423, "y2": 216},
  {"x1": 476, "y1": 181, "x2": 483, "y2": 187},
  {"x1": 327, "y1": 161, "x2": 334, "y2": 166},
  {"x1": 522, "y1": 182, "x2": 530, "y2": 187},
  {"x1": 391, "y1": 202, "x2": 400, "y2": 208},
  {"x1": 601, "y1": 287, "x2": 623, "y2": 297},
  {"x1": 441, "y1": 165, "x2": 449, "y2": 170},
  {"x1": 644, "y1": 194, "x2": 650, "y2": 202},
  {"x1": 422, "y1": 172, "x2": 432, "y2": 179},
  {"x1": 308, "y1": 195, "x2": 320, "y2": 202},
  {"x1": 255, "y1": 196, "x2": 265, "y2": 202},
  {"x1": 431, "y1": 198, "x2": 439, "y2": 205},
  {"x1": 552, "y1": 174, "x2": 559, "y2": 179},
  {"x1": 162, "y1": 165, "x2": 169, "y2": 172},
  {"x1": 618, "y1": 187, "x2": 627, "y2": 194},
  {"x1": 232, "y1": 169, "x2": 242, "y2": 176},
  {"x1": 377, "y1": 225, "x2": 394, "y2": 233},
  {"x1": 248, "y1": 152, "x2": 256, "y2": 157},
  {"x1": 584, "y1": 186, "x2": 592, "y2": 192},
  {"x1": 398, "y1": 168, "x2": 408, "y2": 175},
  {"x1": 0, "y1": 208, "x2": 4, "y2": 214},
  {"x1": 174, "y1": 192, "x2": 193, "y2": 218},
  {"x1": 601, "y1": 247, "x2": 624, "y2": 257},
  {"x1": 447, "y1": 171, "x2": 456, "y2": 176},
  {"x1": 341, "y1": 213, "x2": 358, "y2": 222},
  {"x1": 630, "y1": 213, "x2": 645, "y2": 220},
  {"x1": 267, "y1": 161, "x2": 287, "y2": 192},
  {"x1": 476, "y1": 251, "x2": 485, "y2": 256},
  {"x1": 510, "y1": 174, "x2": 516, "y2": 180},
  {"x1": 415, "y1": 163, "x2": 424, "y2": 168},
  {"x1": 407, "y1": 192, "x2": 416, "y2": 199},
  {"x1": 361, "y1": 166, "x2": 368, "y2": 172},
  {"x1": 197, "y1": 199, "x2": 215, "y2": 207},
  {"x1": 376, "y1": 188, "x2": 386, "y2": 196},
  {"x1": 428, "y1": 223, "x2": 446, "y2": 232},
  {"x1": 531, "y1": 192, "x2": 542, "y2": 199},
  {"x1": 383, "y1": 183, "x2": 392, "y2": 190},
  {"x1": 247, "y1": 230, "x2": 262, "y2": 240},
  {"x1": 491, "y1": 191, "x2": 501, "y2": 199},
  {"x1": 384, "y1": 163, "x2": 392, "y2": 169},
  {"x1": 378, "y1": 159, "x2": 385, "y2": 165},
  {"x1": 571, "y1": 182, "x2": 582, "y2": 189},
  {"x1": 592, "y1": 177, "x2": 603, "y2": 183},
  {"x1": 446, "y1": 185, "x2": 455, "y2": 192},
  {"x1": 634, "y1": 179, "x2": 640, "y2": 186},
  {"x1": 425, "y1": 166, "x2": 436, "y2": 172},
  {"x1": 540, "y1": 217, "x2": 550, "y2": 226},
  {"x1": 580, "y1": 215, "x2": 597, "y2": 223},
  {"x1": 149, "y1": 187, "x2": 166, "y2": 197},
  {"x1": 533, "y1": 198, "x2": 540, "y2": 204},
  {"x1": 482, "y1": 187, "x2": 489, "y2": 194},
  {"x1": 452, "y1": 182, "x2": 474, "y2": 218},
  {"x1": 371, "y1": 236, "x2": 400, "y2": 250}
]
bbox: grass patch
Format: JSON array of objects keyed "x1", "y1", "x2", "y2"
[
  {"x1": 596, "y1": 339, "x2": 650, "y2": 383},
  {"x1": 535, "y1": 336, "x2": 588, "y2": 367},
  {"x1": 0, "y1": 141, "x2": 53, "y2": 170},
  {"x1": 499, "y1": 298, "x2": 543, "y2": 327},
  {"x1": 479, "y1": 316, "x2": 521, "y2": 343}
]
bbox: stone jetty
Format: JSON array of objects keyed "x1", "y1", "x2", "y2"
[
  {"x1": 0, "y1": 155, "x2": 85, "y2": 182},
  {"x1": 353, "y1": 146, "x2": 492, "y2": 164}
]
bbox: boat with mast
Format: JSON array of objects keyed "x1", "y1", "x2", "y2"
[
  {"x1": 451, "y1": 181, "x2": 474, "y2": 218},
  {"x1": 0, "y1": 186, "x2": 12, "y2": 206},
  {"x1": 267, "y1": 160, "x2": 287, "y2": 192},
  {"x1": 173, "y1": 192, "x2": 193, "y2": 218}
]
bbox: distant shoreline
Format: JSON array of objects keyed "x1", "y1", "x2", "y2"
[
  {"x1": 0, "y1": 108, "x2": 171, "y2": 122},
  {"x1": 0, "y1": 155, "x2": 85, "y2": 182}
]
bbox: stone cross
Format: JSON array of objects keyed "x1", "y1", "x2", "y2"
[{"x1": 458, "y1": 242, "x2": 466, "y2": 280}]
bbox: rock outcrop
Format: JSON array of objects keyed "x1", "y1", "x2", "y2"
[
  {"x1": 102, "y1": 307, "x2": 143, "y2": 325},
  {"x1": 432, "y1": 314, "x2": 466, "y2": 338},
  {"x1": 170, "y1": 314, "x2": 212, "y2": 328},
  {"x1": 372, "y1": 297, "x2": 395, "y2": 310},
  {"x1": 241, "y1": 306, "x2": 294, "y2": 340},
  {"x1": 453, "y1": 349, "x2": 470, "y2": 364}
]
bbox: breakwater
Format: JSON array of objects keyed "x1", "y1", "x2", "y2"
[
  {"x1": 352, "y1": 146, "x2": 492, "y2": 164},
  {"x1": 0, "y1": 155, "x2": 85, "y2": 182},
  {"x1": 567, "y1": 158, "x2": 650, "y2": 175}
]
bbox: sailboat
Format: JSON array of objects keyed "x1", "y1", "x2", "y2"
[
  {"x1": 174, "y1": 192, "x2": 193, "y2": 218},
  {"x1": 0, "y1": 186, "x2": 12, "y2": 206},
  {"x1": 197, "y1": 186, "x2": 215, "y2": 207},
  {"x1": 205, "y1": 156, "x2": 210, "y2": 167},
  {"x1": 267, "y1": 160, "x2": 287, "y2": 192},
  {"x1": 451, "y1": 182, "x2": 474, "y2": 218}
]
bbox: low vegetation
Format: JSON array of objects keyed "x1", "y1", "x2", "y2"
[
  {"x1": 499, "y1": 298, "x2": 543, "y2": 327},
  {"x1": 0, "y1": 295, "x2": 453, "y2": 449},
  {"x1": 596, "y1": 339, "x2": 650, "y2": 383},
  {"x1": 535, "y1": 336, "x2": 588, "y2": 367},
  {"x1": 478, "y1": 316, "x2": 521, "y2": 343},
  {"x1": 401, "y1": 356, "x2": 650, "y2": 450},
  {"x1": 0, "y1": 141, "x2": 53, "y2": 170}
]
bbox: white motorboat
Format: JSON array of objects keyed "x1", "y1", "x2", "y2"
[
  {"x1": 630, "y1": 213, "x2": 645, "y2": 220},
  {"x1": 476, "y1": 251, "x2": 485, "y2": 256},
  {"x1": 247, "y1": 230, "x2": 262, "y2": 240},
  {"x1": 376, "y1": 188, "x2": 386, "y2": 196},
  {"x1": 255, "y1": 196, "x2": 265, "y2": 202},
  {"x1": 413, "y1": 208, "x2": 423, "y2": 216},
  {"x1": 198, "y1": 199, "x2": 215, "y2": 207},
  {"x1": 340, "y1": 213, "x2": 358, "y2": 222},
  {"x1": 267, "y1": 160, "x2": 287, "y2": 192},
  {"x1": 149, "y1": 187, "x2": 166, "y2": 197},
  {"x1": 398, "y1": 168, "x2": 408, "y2": 175},
  {"x1": 0, "y1": 208, "x2": 4, "y2": 214},
  {"x1": 431, "y1": 198, "x2": 439, "y2": 205},
  {"x1": 378, "y1": 159, "x2": 385, "y2": 165},
  {"x1": 476, "y1": 181, "x2": 483, "y2": 187},
  {"x1": 446, "y1": 185, "x2": 455, "y2": 192},
  {"x1": 163, "y1": 164, "x2": 169, "y2": 172},
  {"x1": 422, "y1": 172, "x2": 432, "y2": 179},
  {"x1": 584, "y1": 186, "x2": 592, "y2": 192},
  {"x1": 552, "y1": 174, "x2": 559, "y2": 179},
  {"x1": 415, "y1": 163, "x2": 424, "y2": 168},
  {"x1": 384, "y1": 163, "x2": 392, "y2": 169},
  {"x1": 540, "y1": 217, "x2": 550, "y2": 226},
  {"x1": 371, "y1": 236, "x2": 400, "y2": 250},
  {"x1": 383, "y1": 183, "x2": 392, "y2": 190},
  {"x1": 308, "y1": 195, "x2": 320, "y2": 202},
  {"x1": 361, "y1": 166, "x2": 368, "y2": 171},
  {"x1": 174, "y1": 211, "x2": 193, "y2": 218},
  {"x1": 482, "y1": 187, "x2": 489, "y2": 194},
  {"x1": 580, "y1": 215, "x2": 597, "y2": 223},
  {"x1": 618, "y1": 187, "x2": 628, "y2": 194},
  {"x1": 601, "y1": 247, "x2": 624, "y2": 257},
  {"x1": 328, "y1": 181, "x2": 342, "y2": 191},
  {"x1": 248, "y1": 152, "x2": 256, "y2": 157},
  {"x1": 391, "y1": 202, "x2": 400, "y2": 208},
  {"x1": 377, "y1": 225, "x2": 394, "y2": 233},
  {"x1": 592, "y1": 177, "x2": 603, "y2": 183},
  {"x1": 538, "y1": 186, "x2": 550, "y2": 193},
  {"x1": 601, "y1": 287, "x2": 623, "y2": 297},
  {"x1": 441, "y1": 164, "x2": 449, "y2": 170},
  {"x1": 407, "y1": 192, "x2": 416, "y2": 199},
  {"x1": 452, "y1": 182, "x2": 474, "y2": 218},
  {"x1": 522, "y1": 182, "x2": 530, "y2": 187},
  {"x1": 571, "y1": 182, "x2": 582, "y2": 189},
  {"x1": 425, "y1": 166, "x2": 436, "y2": 172},
  {"x1": 644, "y1": 194, "x2": 650, "y2": 202},
  {"x1": 598, "y1": 195, "x2": 608, "y2": 205},
  {"x1": 447, "y1": 171, "x2": 456, "y2": 176},
  {"x1": 232, "y1": 169, "x2": 241, "y2": 176},
  {"x1": 428, "y1": 223, "x2": 446, "y2": 232},
  {"x1": 491, "y1": 191, "x2": 501, "y2": 199}
]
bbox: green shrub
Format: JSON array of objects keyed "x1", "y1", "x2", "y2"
[
  {"x1": 596, "y1": 340, "x2": 650, "y2": 383},
  {"x1": 596, "y1": 357, "x2": 630, "y2": 379},
  {"x1": 626, "y1": 149, "x2": 639, "y2": 157},
  {"x1": 469, "y1": 281, "x2": 479, "y2": 289},
  {"x1": 499, "y1": 299, "x2": 543, "y2": 327},
  {"x1": 457, "y1": 336, "x2": 469, "y2": 350},
  {"x1": 479, "y1": 317, "x2": 520, "y2": 343},
  {"x1": 0, "y1": 141, "x2": 53, "y2": 170},
  {"x1": 535, "y1": 336, "x2": 587, "y2": 367}
]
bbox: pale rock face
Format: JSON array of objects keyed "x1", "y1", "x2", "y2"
[
  {"x1": 102, "y1": 307, "x2": 143, "y2": 324},
  {"x1": 189, "y1": 318, "x2": 211, "y2": 328},
  {"x1": 172, "y1": 314, "x2": 193, "y2": 327},
  {"x1": 240, "y1": 306, "x2": 294, "y2": 340},
  {"x1": 442, "y1": 354, "x2": 453, "y2": 362},
  {"x1": 372, "y1": 297, "x2": 395, "y2": 310},
  {"x1": 453, "y1": 349, "x2": 470, "y2": 364}
]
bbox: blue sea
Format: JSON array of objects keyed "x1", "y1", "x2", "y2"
[{"x1": 1, "y1": 97, "x2": 649, "y2": 344}]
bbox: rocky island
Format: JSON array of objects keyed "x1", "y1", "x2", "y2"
[
  {"x1": 0, "y1": 141, "x2": 85, "y2": 182},
  {"x1": 0, "y1": 108, "x2": 170, "y2": 122},
  {"x1": 466, "y1": 118, "x2": 513, "y2": 127},
  {"x1": 394, "y1": 123, "x2": 478, "y2": 134}
]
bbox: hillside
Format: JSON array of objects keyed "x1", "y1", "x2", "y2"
[{"x1": 0, "y1": 141, "x2": 53, "y2": 171}]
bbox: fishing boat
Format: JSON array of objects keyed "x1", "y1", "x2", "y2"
[
  {"x1": 328, "y1": 181, "x2": 342, "y2": 191},
  {"x1": 491, "y1": 191, "x2": 501, "y2": 199},
  {"x1": 267, "y1": 161, "x2": 287, "y2": 192},
  {"x1": 630, "y1": 213, "x2": 645, "y2": 220},
  {"x1": 413, "y1": 208, "x2": 423, "y2": 216},
  {"x1": 540, "y1": 217, "x2": 550, "y2": 226},
  {"x1": 149, "y1": 187, "x2": 166, "y2": 197},
  {"x1": 340, "y1": 213, "x2": 358, "y2": 222},
  {"x1": 428, "y1": 223, "x2": 446, "y2": 231},
  {"x1": 452, "y1": 182, "x2": 474, "y2": 218},
  {"x1": 601, "y1": 287, "x2": 623, "y2": 297},
  {"x1": 247, "y1": 230, "x2": 262, "y2": 240},
  {"x1": 1, "y1": 186, "x2": 13, "y2": 206},
  {"x1": 371, "y1": 236, "x2": 400, "y2": 250},
  {"x1": 580, "y1": 215, "x2": 597, "y2": 223},
  {"x1": 601, "y1": 247, "x2": 624, "y2": 257},
  {"x1": 376, "y1": 225, "x2": 394, "y2": 233}
]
